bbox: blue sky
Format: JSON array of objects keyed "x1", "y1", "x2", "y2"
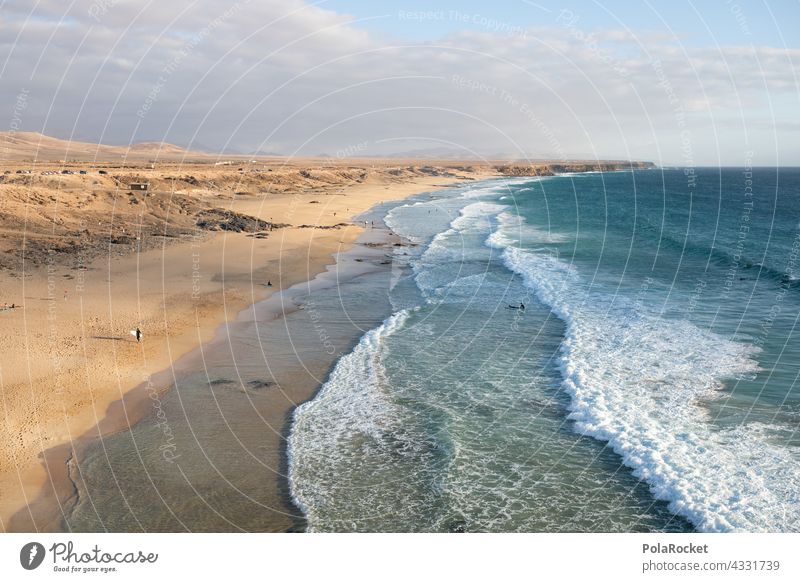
[
  {"x1": 324, "y1": 0, "x2": 799, "y2": 47},
  {"x1": 2, "y1": 0, "x2": 798, "y2": 164}
]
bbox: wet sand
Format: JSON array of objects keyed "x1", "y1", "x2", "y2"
[{"x1": 3, "y1": 179, "x2": 454, "y2": 531}]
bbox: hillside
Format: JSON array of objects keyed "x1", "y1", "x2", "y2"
[{"x1": 0, "y1": 131, "x2": 208, "y2": 162}]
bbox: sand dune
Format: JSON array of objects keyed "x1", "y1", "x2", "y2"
[{"x1": 0, "y1": 131, "x2": 208, "y2": 162}]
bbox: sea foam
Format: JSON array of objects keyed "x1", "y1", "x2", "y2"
[
  {"x1": 489, "y1": 213, "x2": 800, "y2": 532},
  {"x1": 287, "y1": 310, "x2": 414, "y2": 530}
]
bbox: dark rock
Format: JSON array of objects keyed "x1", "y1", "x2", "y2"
[
  {"x1": 247, "y1": 379, "x2": 276, "y2": 390},
  {"x1": 196, "y1": 209, "x2": 289, "y2": 233},
  {"x1": 296, "y1": 223, "x2": 349, "y2": 230}
]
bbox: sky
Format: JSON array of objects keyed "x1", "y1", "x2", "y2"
[
  {"x1": 327, "y1": 0, "x2": 800, "y2": 46},
  {"x1": 1, "y1": 0, "x2": 798, "y2": 165}
]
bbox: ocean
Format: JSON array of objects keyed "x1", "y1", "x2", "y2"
[{"x1": 288, "y1": 168, "x2": 800, "y2": 532}]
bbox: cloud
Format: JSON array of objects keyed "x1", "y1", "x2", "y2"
[{"x1": 1, "y1": 0, "x2": 797, "y2": 164}]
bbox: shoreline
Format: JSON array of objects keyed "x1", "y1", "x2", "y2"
[{"x1": 1, "y1": 173, "x2": 477, "y2": 532}]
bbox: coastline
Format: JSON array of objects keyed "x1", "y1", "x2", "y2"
[{"x1": 1, "y1": 172, "x2": 483, "y2": 532}]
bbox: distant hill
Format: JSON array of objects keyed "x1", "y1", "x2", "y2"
[
  {"x1": 0, "y1": 132, "x2": 209, "y2": 162},
  {"x1": 0, "y1": 132, "x2": 657, "y2": 169}
]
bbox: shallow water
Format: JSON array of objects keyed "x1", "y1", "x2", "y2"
[
  {"x1": 63, "y1": 227, "x2": 400, "y2": 532},
  {"x1": 289, "y1": 169, "x2": 800, "y2": 532}
]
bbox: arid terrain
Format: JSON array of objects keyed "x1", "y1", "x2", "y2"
[{"x1": 0, "y1": 131, "x2": 652, "y2": 531}]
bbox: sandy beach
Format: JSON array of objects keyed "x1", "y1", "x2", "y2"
[
  {"x1": 0, "y1": 135, "x2": 646, "y2": 531},
  {"x1": 3, "y1": 4, "x2": 797, "y2": 576},
  {"x1": 0, "y1": 160, "x2": 492, "y2": 531}
]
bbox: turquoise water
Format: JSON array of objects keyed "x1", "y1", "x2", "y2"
[{"x1": 288, "y1": 168, "x2": 800, "y2": 532}]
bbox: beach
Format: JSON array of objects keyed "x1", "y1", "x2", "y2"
[
  {"x1": 1, "y1": 2, "x2": 797, "y2": 575},
  {"x1": 0, "y1": 162, "x2": 489, "y2": 531},
  {"x1": 2, "y1": 165, "x2": 796, "y2": 533}
]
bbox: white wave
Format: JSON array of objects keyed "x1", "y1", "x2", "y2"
[
  {"x1": 413, "y1": 201, "x2": 506, "y2": 298},
  {"x1": 489, "y1": 211, "x2": 572, "y2": 247},
  {"x1": 451, "y1": 201, "x2": 508, "y2": 229},
  {"x1": 287, "y1": 309, "x2": 413, "y2": 530},
  {"x1": 492, "y1": 237, "x2": 800, "y2": 532},
  {"x1": 461, "y1": 179, "x2": 529, "y2": 198}
]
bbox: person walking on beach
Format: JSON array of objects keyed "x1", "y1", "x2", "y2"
[{"x1": 135, "y1": 327, "x2": 142, "y2": 343}]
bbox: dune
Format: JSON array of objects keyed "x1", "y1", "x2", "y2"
[{"x1": 0, "y1": 131, "x2": 208, "y2": 162}]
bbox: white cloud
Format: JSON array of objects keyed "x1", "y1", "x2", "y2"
[{"x1": 1, "y1": 0, "x2": 797, "y2": 164}]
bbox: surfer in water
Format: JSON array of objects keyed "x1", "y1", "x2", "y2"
[{"x1": 507, "y1": 302, "x2": 525, "y2": 312}]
